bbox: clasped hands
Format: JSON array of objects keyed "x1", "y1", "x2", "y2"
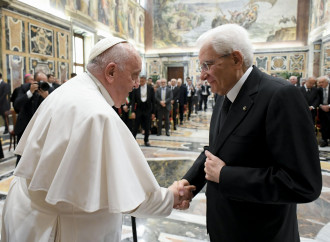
[{"x1": 168, "y1": 151, "x2": 226, "y2": 210}]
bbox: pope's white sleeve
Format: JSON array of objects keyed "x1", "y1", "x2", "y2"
[{"x1": 128, "y1": 187, "x2": 174, "y2": 218}]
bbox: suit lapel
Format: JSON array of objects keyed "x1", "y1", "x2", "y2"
[{"x1": 210, "y1": 67, "x2": 261, "y2": 154}]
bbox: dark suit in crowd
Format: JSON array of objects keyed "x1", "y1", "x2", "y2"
[
  {"x1": 171, "y1": 85, "x2": 180, "y2": 129},
  {"x1": 178, "y1": 83, "x2": 187, "y2": 124},
  {"x1": 199, "y1": 82, "x2": 211, "y2": 111},
  {"x1": 318, "y1": 78, "x2": 330, "y2": 146},
  {"x1": 0, "y1": 79, "x2": 10, "y2": 133},
  {"x1": 186, "y1": 83, "x2": 195, "y2": 120},
  {"x1": 155, "y1": 85, "x2": 173, "y2": 136},
  {"x1": 14, "y1": 83, "x2": 54, "y2": 142},
  {"x1": 131, "y1": 84, "x2": 155, "y2": 145},
  {"x1": 183, "y1": 66, "x2": 322, "y2": 241},
  {"x1": 299, "y1": 85, "x2": 319, "y2": 124}
]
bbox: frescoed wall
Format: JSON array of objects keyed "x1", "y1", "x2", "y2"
[
  {"x1": 48, "y1": 0, "x2": 145, "y2": 45},
  {"x1": 152, "y1": 0, "x2": 298, "y2": 49},
  {"x1": 1, "y1": 9, "x2": 71, "y2": 91}
]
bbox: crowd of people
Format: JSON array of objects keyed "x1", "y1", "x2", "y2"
[{"x1": 113, "y1": 75, "x2": 213, "y2": 145}]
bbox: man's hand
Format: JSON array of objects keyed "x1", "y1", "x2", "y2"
[
  {"x1": 320, "y1": 105, "x2": 330, "y2": 112},
  {"x1": 122, "y1": 105, "x2": 128, "y2": 112},
  {"x1": 168, "y1": 179, "x2": 195, "y2": 210},
  {"x1": 130, "y1": 112, "x2": 136, "y2": 119},
  {"x1": 38, "y1": 89, "x2": 49, "y2": 99},
  {"x1": 204, "y1": 150, "x2": 226, "y2": 183},
  {"x1": 30, "y1": 82, "x2": 38, "y2": 94}
]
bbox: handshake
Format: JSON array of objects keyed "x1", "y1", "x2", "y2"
[{"x1": 168, "y1": 179, "x2": 196, "y2": 210}]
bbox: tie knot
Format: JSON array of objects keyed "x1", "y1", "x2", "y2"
[{"x1": 222, "y1": 96, "x2": 232, "y2": 114}]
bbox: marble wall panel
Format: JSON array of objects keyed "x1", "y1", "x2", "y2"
[
  {"x1": 57, "y1": 32, "x2": 69, "y2": 60},
  {"x1": 271, "y1": 56, "x2": 288, "y2": 71},
  {"x1": 5, "y1": 16, "x2": 25, "y2": 53},
  {"x1": 324, "y1": 42, "x2": 330, "y2": 75},
  {"x1": 29, "y1": 24, "x2": 54, "y2": 56},
  {"x1": 58, "y1": 62, "x2": 69, "y2": 83},
  {"x1": 29, "y1": 58, "x2": 55, "y2": 76},
  {"x1": 6, "y1": 55, "x2": 26, "y2": 90},
  {"x1": 256, "y1": 56, "x2": 268, "y2": 72}
]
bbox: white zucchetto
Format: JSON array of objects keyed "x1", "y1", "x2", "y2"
[{"x1": 88, "y1": 36, "x2": 127, "y2": 63}]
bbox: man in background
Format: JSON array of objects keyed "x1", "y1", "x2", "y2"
[
  {"x1": 318, "y1": 75, "x2": 330, "y2": 147},
  {"x1": 131, "y1": 75, "x2": 155, "y2": 146},
  {"x1": 0, "y1": 73, "x2": 10, "y2": 134},
  {"x1": 155, "y1": 78, "x2": 173, "y2": 136}
]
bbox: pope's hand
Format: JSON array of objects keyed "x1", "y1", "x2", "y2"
[
  {"x1": 204, "y1": 150, "x2": 226, "y2": 183},
  {"x1": 168, "y1": 179, "x2": 195, "y2": 210}
]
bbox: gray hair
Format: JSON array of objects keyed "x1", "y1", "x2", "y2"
[
  {"x1": 196, "y1": 24, "x2": 254, "y2": 68},
  {"x1": 87, "y1": 42, "x2": 134, "y2": 72},
  {"x1": 317, "y1": 75, "x2": 329, "y2": 82}
]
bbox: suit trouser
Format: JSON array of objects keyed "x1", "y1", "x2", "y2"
[
  {"x1": 179, "y1": 104, "x2": 185, "y2": 123},
  {"x1": 319, "y1": 110, "x2": 330, "y2": 141},
  {"x1": 133, "y1": 109, "x2": 151, "y2": 142},
  {"x1": 172, "y1": 102, "x2": 178, "y2": 127},
  {"x1": 200, "y1": 95, "x2": 208, "y2": 111},
  {"x1": 187, "y1": 97, "x2": 193, "y2": 119},
  {"x1": 157, "y1": 107, "x2": 169, "y2": 134}
]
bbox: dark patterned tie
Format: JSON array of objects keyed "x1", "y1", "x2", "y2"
[{"x1": 219, "y1": 96, "x2": 232, "y2": 133}]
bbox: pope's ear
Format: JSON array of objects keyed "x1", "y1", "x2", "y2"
[{"x1": 105, "y1": 62, "x2": 116, "y2": 83}]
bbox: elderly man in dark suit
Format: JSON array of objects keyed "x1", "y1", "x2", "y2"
[
  {"x1": 178, "y1": 24, "x2": 322, "y2": 241},
  {"x1": 318, "y1": 75, "x2": 330, "y2": 147},
  {"x1": 131, "y1": 75, "x2": 155, "y2": 146},
  {"x1": 299, "y1": 76, "x2": 319, "y2": 124},
  {"x1": 177, "y1": 79, "x2": 187, "y2": 125},
  {"x1": 0, "y1": 73, "x2": 10, "y2": 134},
  {"x1": 170, "y1": 78, "x2": 180, "y2": 130},
  {"x1": 155, "y1": 78, "x2": 173, "y2": 136}
]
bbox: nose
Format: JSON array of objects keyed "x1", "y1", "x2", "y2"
[
  {"x1": 133, "y1": 78, "x2": 140, "y2": 89},
  {"x1": 201, "y1": 72, "x2": 208, "y2": 81}
]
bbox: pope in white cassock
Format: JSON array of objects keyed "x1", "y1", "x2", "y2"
[{"x1": 1, "y1": 37, "x2": 194, "y2": 242}]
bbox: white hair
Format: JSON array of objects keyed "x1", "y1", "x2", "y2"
[
  {"x1": 196, "y1": 24, "x2": 254, "y2": 68},
  {"x1": 87, "y1": 42, "x2": 135, "y2": 72},
  {"x1": 317, "y1": 75, "x2": 329, "y2": 82}
]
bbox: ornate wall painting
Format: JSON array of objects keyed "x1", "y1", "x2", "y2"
[
  {"x1": 115, "y1": 0, "x2": 128, "y2": 37},
  {"x1": 270, "y1": 56, "x2": 287, "y2": 71},
  {"x1": 6, "y1": 55, "x2": 26, "y2": 90},
  {"x1": 58, "y1": 62, "x2": 69, "y2": 82},
  {"x1": 324, "y1": 43, "x2": 330, "y2": 75},
  {"x1": 5, "y1": 16, "x2": 25, "y2": 53},
  {"x1": 149, "y1": 60, "x2": 161, "y2": 75},
  {"x1": 152, "y1": 0, "x2": 298, "y2": 48},
  {"x1": 310, "y1": 0, "x2": 329, "y2": 32},
  {"x1": 128, "y1": 4, "x2": 136, "y2": 40},
  {"x1": 138, "y1": 13, "x2": 145, "y2": 43},
  {"x1": 290, "y1": 54, "x2": 304, "y2": 71},
  {"x1": 57, "y1": 32, "x2": 69, "y2": 60},
  {"x1": 29, "y1": 24, "x2": 54, "y2": 56},
  {"x1": 29, "y1": 57, "x2": 55, "y2": 75},
  {"x1": 255, "y1": 56, "x2": 268, "y2": 71}
]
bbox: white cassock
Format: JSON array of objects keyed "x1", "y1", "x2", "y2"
[{"x1": 1, "y1": 72, "x2": 174, "y2": 242}]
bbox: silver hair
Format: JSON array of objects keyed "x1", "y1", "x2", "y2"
[
  {"x1": 196, "y1": 24, "x2": 254, "y2": 68},
  {"x1": 87, "y1": 42, "x2": 133, "y2": 72},
  {"x1": 317, "y1": 75, "x2": 329, "y2": 82}
]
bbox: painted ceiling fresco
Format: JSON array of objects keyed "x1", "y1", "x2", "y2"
[{"x1": 153, "y1": 0, "x2": 298, "y2": 48}]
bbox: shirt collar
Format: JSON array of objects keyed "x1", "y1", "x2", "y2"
[
  {"x1": 87, "y1": 71, "x2": 114, "y2": 107},
  {"x1": 227, "y1": 66, "x2": 253, "y2": 103}
]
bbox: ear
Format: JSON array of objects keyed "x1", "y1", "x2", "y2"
[
  {"x1": 104, "y1": 62, "x2": 116, "y2": 84},
  {"x1": 232, "y1": 51, "x2": 244, "y2": 68}
]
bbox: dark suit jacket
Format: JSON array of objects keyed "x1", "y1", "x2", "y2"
[
  {"x1": 155, "y1": 87, "x2": 173, "y2": 111},
  {"x1": 183, "y1": 66, "x2": 322, "y2": 241},
  {"x1": 14, "y1": 83, "x2": 54, "y2": 135},
  {"x1": 178, "y1": 85, "x2": 187, "y2": 105},
  {"x1": 299, "y1": 86, "x2": 319, "y2": 120},
  {"x1": 131, "y1": 84, "x2": 155, "y2": 114},
  {"x1": 171, "y1": 86, "x2": 180, "y2": 103},
  {"x1": 0, "y1": 81, "x2": 10, "y2": 114}
]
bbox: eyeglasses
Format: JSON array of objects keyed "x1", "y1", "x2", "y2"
[{"x1": 198, "y1": 53, "x2": 231, "y2": 72}]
